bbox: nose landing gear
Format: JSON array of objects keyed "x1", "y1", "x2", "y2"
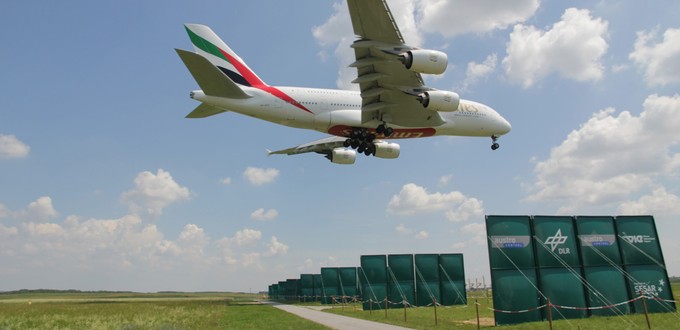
[{"x1": 491, "y1": 135, "x2": 500, "y2": 151}]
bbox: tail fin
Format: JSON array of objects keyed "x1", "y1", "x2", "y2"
[{"x1": 184, "y1": 24, "x2": 267, "y2": 87}]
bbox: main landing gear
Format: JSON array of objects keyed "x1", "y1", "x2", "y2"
[
  {"x1": 491, "y1": 135, "x2": 500, "y2": 151},
  {"x1": 344, "y1": 125, "x2": 393, "y2": 156},
  {"x1": 375, "y1": 124, "x2": 394, "y2": 138}
]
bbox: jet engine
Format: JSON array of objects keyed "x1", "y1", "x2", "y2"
[
  {"x1": 417, "y1": 90, "x2": 460, "y2": 112},
  {"x1": 327, "y1": 148, "x2": 356, "y2": 164},
  {"x1": 373, "y1": 141, "x2": 400, "y2": 159},
  {"x1": 401, "y1": 50, "x2": 448, "y2": 75}
]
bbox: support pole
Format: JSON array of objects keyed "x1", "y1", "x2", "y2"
[
  {"x1": 475, "y1": 299, "x2": 480, "y2": 330},
  {"x1": 547, "y1": 298, "x2": 553, "y2": 330},
  {"x1": 385, "y1": 298, "x2": 388, "y2": 318},
  {"x1": 641, "y1": 293, "x2": 652, "y2": 330},
  {"x1": 433, "y1": 298, "x2": 438, "y2": 325}
]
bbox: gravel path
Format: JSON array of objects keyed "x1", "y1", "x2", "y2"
[{"x1": 268, "y1": 302, "x2": 413, "y2": 330}]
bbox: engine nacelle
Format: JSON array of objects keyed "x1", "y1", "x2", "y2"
[
  {"x1": 373, "y1": 141, "x2": 400, "y2": 159},
  {"x1": 402, "y1": 50, "x2": 448, "y2": 75},
  {"x1": 418, "y1": 90, "x2": 460, "y2": 112},
  {"x1": 328, "y1": 148, "x2": 356, "y2": 165}
]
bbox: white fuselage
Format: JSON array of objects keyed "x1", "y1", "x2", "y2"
[{"x1": 191, "y1": 86, "x2": 511, "y2": 139}]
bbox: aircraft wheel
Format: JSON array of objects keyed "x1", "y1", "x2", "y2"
[
  {"x1": 358, "y1": 143, "x2": 366, "y2": 153},
  {"x1": 491, "y1": 143, "x2": 500, "y2": 150},
  {"x1": 367, "y1": 134, "x2": 375, "y2": 143},
  {"x1": 351, "y1": 139, "x2": 360, "y2": 149},
  {"x1": 343, "y1": 139, "x2": 351, "y2": 148},
  {"x1": 376, "y1": 124, "x2": 385, "y2": 134},
  {"x1": 366, "y1": 144, "x2": 376, "y2": 156},
  {"x1": 384, "y1": 127, "x2": 394, "y2": 137}
]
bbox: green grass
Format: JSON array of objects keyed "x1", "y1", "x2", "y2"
[
  {"x1": 323, "y1": 288, "x2": 680, "y2": 329},
  {"x1": 0, "y1": 292, "x2": 328, "y2": 329}
]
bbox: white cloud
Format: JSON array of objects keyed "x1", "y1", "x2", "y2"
[
  {"x1": 417, "y1": 0, "x2": 539, "y2": 37},
  {"x1": 250, "y1": 208, "x2": 279, "y2": 221},
  {"x1": 177, "y1": 224, "x2": 209, "y2": 257},
  {"x1": 503, "y1": 8, "x2": 609, "y2": 88},
  {"x1": 233, "y1": 228, "x2": 262, "y2": 247},
  {"x1": 618, "y1": 188, "x2": 680, "y2": 216},
  {"x1": 0, "y1": 134, "x2": 30, "y2": 159},
  {"x1": 388, "y1": 183, "x2": 484, "y2": 221},
  {"x1": 415, "y1": 230, "x2": 429, "y2": 240},
  {"x1": 243, "y1": 167, "x2": 279, "y2": 186},
  {"x1": 460, "y1": 222, "x2": 487, "y2": 246},
  {"x1": 527, "y1": 94, "x2": 680, "y2": 211},
  {"x1": 396, "y1": 223, "x2": 413, "y2": 235},
  {"x1": 266, "y1": 236, "x2": 289, "y2": 256},
  {"x1": 24, "y1": 196, "x2": 58, "y2": 221},
  {"x1": 445, "y1": 197, "x2": 485, "y2": 223},
  {"x1": 220, "y1": 178, "x2": 232, "y2": 185},
  {"x1": 630, "y1": 27, "x2": 680, "y2": 86},
  {"x1": 241, "y1": 252, "x2": 262, "y2": 268},
  {"x1": 121, "y1": 169, "x2": 190, "y2": 216},
  {"x1": 438, "y1": 174, "x2": 453, "y2": 186},
  {"x1": 461, "y1": 54, "x2": 497, "y2": 91},
  {"x1": 312, "y1": 1, "x2": 355, "y2": 90},
  {"x1": 4, "y1": 197, "x2": 59, "y2": 222},
  {"x1": 396, "y1": 223, "x2": 429, "y2": 240},
  {"x1": 0, "y1": 203, "x2": 8, "y2": 218}
]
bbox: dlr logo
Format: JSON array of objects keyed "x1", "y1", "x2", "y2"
[{"x1": 558, "y1": 248, "x2": 570, "y2": 254}]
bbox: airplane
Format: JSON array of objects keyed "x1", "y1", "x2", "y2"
[{"x1": 176, "y1": 0, "x2": 511, "y2": 165}]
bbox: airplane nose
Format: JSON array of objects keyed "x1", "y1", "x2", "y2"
[{"x1": 499, "y1": 116, "x2": 512, "y2": 134}]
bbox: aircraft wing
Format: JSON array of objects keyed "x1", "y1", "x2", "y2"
[
  {"x1": 268, "y1": 137, "x2": 357, "y2": 164},
  {"x1": 268, "y1": 137, "x2": 347, "y2": 156},
  {"x1": 347, "y1": 0, "x2": 446, "y2": 128}
]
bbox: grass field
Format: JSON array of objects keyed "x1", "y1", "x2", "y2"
[
  {"x1": 0, "y1": 292, "x2": 328, "y2": 329},
  {"x1": 323, "y1": 283, "x2": 680, "y2": 329},
  {"x1": 0, "y1": 283, "x2": 677, "y2": 329}
]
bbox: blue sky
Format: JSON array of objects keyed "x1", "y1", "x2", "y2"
[{"x1": 1, "y1": 0, "x2": 679, "y2": 292}]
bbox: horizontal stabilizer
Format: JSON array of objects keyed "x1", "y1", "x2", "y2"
[
  {"x1": 186, "y1": 103, "x2": 227, "y2": 118},
  {"x1": 175, "y1": 48, "x2": 250, "y2": 99}
]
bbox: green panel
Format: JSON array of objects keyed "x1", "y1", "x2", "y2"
[
  {"x1": 415, "y1": 254, "x2": 441, "y2": 306},
  {"x1": 300, "y1": 274, "x2": 314, "y2": 301},
  {"x1": 439, "y1": 253, "x2": 466, "y2": 305},
  {"x1": 532, "y1": 216, "x2": 580, "y2": 268},
  {"x1": 321, "y1": 268, "x2": 340, "y2": 304},
  {"x1": 625, "y1": 264, "x2": 676, "y2": 313},
  {"x1": 338, "y1": 267, "x2": 358, "y2": 299},
  {"x1": 575, "y1": 216, "x2": 621, "y2": 266},
  {"x1": 491, "y1": 268, "x2": 542, "y2": 325},
  {"x1": 388, "y1": 254, "x2": 415, "y2": 308},
  {"x1": 313, "y1": 274, "x2": 322, "y2": 301},
  {"x1": 360, "y1": 255, "x2": 387, "y2": 310},
  {"x1": 538, "y1": 267, "x2": 588, "y2": 319},
  {"x1": 284, "y1": 279, "x2": 300, "y2": 301},
  {"x1": 615, "y1": 216, "x2": 665, "y2": 266},
  {"x1": 277, "y1": 281, "x2": 286, "y2": 300},
  {"x1": 486, "y1": 215, "x2": 535, "y2": 269},
  {"x1": 583, "y1": 266, "x2": 631, "y2": 316}
]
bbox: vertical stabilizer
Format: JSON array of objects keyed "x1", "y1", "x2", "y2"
[{"x1": 184, "y1": 24, "x2": 267, "y2": 87}]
